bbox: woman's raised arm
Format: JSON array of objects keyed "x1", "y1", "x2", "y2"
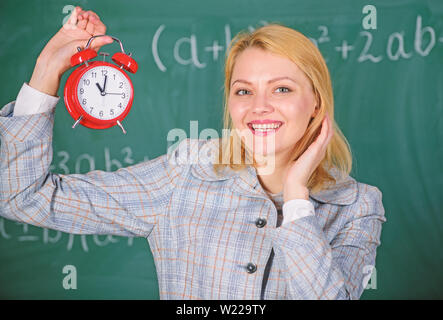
[{"x1": 0, "y1": 7, "x2": 184, "y2": 237}]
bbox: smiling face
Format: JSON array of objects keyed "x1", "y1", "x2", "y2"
[{"x1": 228, "y1": 47, "x2": 318, "y2": 163}]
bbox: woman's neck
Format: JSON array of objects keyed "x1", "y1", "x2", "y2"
[{"x1": 255, "y1": 152, "x2": 292, "y2": 195}]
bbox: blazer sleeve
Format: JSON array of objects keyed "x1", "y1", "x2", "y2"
[
  {"x1": 0, "y1": 101, "x2": 184, "y2": 238},
  {"x1": 268, "y1": 184, "x2": 386, "y2": 299}
]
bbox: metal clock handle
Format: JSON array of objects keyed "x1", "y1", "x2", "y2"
[{"x1": 84, "y1": 35, "x2": 127, "y2": 54}]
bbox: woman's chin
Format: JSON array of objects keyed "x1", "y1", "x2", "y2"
[{"x1": 245, "y1": 142, "x2": 280, "y2": 159}]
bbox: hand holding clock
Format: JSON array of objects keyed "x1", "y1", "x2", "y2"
[{"x1": 29, "y1": 7, "x2": 112, "y2": 96}]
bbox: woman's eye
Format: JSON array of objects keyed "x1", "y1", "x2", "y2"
[
  {"x1": 235, "y1": 87, "x2": 291, "y2": 95},
  {"x1": 236, "y1": 89, "x2": 250, "y2": 96},
  {"x1": 275, "y1": 87, "x2": 291, "y2": 93}
]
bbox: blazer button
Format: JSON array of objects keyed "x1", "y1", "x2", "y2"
[
  {"x1": 246, "y1": 262, "x2": 257, "y2": 274},
  {"x1": 255, "y1": 218, "x2": 267, "y2": 228}
]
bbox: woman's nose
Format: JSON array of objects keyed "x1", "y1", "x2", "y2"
[{"x1": 251, "y1": 92, "x2": 274, "y2": 115}]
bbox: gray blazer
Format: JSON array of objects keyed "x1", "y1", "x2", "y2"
[{"x1": 0, "y1": 101, "x2": 386, "y2": 299}]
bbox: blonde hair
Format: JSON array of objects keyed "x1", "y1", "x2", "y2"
[{"x1": 214, "y1": 23, "x2": 352, "y2": 193}]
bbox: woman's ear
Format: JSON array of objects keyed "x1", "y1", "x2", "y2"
[
  {"x1": 311, "y1": 89, "x2": 321, "y2": 119},
  {"x1": 311, "y1": 104, "x2": 319, "y2": 118},
  {"x1": 308, "y1": 105, "x2": 319, "y2": 126}
]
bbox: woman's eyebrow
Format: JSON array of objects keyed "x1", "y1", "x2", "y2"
[{"x1": 231, "y1": 76, "x2": 297, "y2": 87}]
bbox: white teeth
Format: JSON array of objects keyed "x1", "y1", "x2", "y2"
[{"x1": 251, "y1": 123, "x2": 281, "y2": 130}]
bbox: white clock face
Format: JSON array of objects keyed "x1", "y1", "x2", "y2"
[{"x1": 76, "y1": 65, "x2": 132, "y2": 120}]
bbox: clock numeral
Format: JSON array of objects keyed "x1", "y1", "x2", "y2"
[
  {"x1": 99, "y1": 111, "x2": 104, "y2": 117},
  {"x1": 82, "y1": 98, "x2": 87, "y2": 105},
  {"x1": 91, "y1": 72, "x2": 97, "y2": 78},
  {"x1": 83, "y1": 79, "x2": 90, "y2": 86},
  {"x1": 102, "y1": 70, "x2": 108, "y2": 76},
  {"x1": 113, "y1": 74, "x2": 116, "y2": 80},
  {"x1": 110, "y1": 109, "x2": 114, "y2": 116},
  {"x1": 122, "y1": 92, "x2": 126, "y2": 99},
  {"x1": 119, "y1": 82, "x2": 123, "y2": 89},
  {"x1": 118, "y1": 103, "x2": 123, "y2": 108},
  {"x1": 90, "y1": 107, "x2": 94, "y2": 113},
  {"x1": 80, "y1": 88, "x2": 84, "y2": 94}
]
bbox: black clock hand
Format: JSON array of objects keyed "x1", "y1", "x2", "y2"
[
  {"x1": 102, "y1": 75, "x2": 107, "y2": 93},
  {"x1": 96, "y1": 82, "x2": 103, "y2": 93}
]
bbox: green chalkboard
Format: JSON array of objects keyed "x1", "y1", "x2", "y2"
[{"x1": 0, "y1": 0, "x2": 442, "y2": 299}]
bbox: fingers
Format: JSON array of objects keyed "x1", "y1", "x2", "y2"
[
  {"x1": 63, "y1": 6, "x2": 81, "y2": 30},
  {"x1": 85, "y1": 15, "x2": 96, "y2": 35},
  {"x1": 90, "y1": 36, "x2": 114, "y2": 51},
  {"x1": 67, "y1": 6, "x2": 80, "y2": 25},
  {"x1": 85, "y1": 10, "x2": 100, "y2": 21},
  {"x1": 319, "y1": 113, "x2": 333, "y2": 153},
  {"x1": 76, "y1": 7, "x2": 87, "y2": 21},
  {"x1": 325, "y1": 113, "x2": 334, "y2": 144},
  {"x1": 83, "y1": 11, "x2": 103, "y2": 35},
  {"x1": 311, "y1": 112, "x2": 333, "y2": 156},
  {"x1": 75, "y1": 7, "x2": 107, "y2": 36},
  {"x1": 93, "y1": 17, "x2": 108, "y2": 35},
  {"x1": 319, "y1": 114, "x2": 332, "y2": 145},
  {"x1": 85, "y1": 11, "x2": 111, "y2": 50},
  {"x1": 76, "y1": 17, "x2": 88, "y2": 30},
  {"x1": 75, "y1": 7, "x2": 88, "y2": 30}
]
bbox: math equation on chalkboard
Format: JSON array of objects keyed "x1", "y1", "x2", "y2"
[
  {"x1": 0, "y1": 218, "x2": 136, "y2": 252},
  {"x1": 150, "y1": 15, "x2": 442, "y2": 72}
]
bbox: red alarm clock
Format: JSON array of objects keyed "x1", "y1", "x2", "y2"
[{"x1": 64, "y1": 35, "x2": 138, "y2": 134}]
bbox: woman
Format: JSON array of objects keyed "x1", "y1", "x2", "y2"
[{"x1": 0, "y1": 7, "x2": 385, "y2": 299}]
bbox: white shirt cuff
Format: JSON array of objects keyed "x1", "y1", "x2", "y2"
[
  {"x1": 13, "y1": 82, "x2": 59, "y2": 116},
  {"x1": 282, "y1": 199, "x2": 315, "y2": 225}
]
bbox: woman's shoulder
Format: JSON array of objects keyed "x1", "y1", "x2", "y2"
[
  {"x1": 310, "y1": 167, "x2": 384, "y2": 211},
  {"x1": 168, "y1": 139, "x2": 384, "y2": 213}
]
